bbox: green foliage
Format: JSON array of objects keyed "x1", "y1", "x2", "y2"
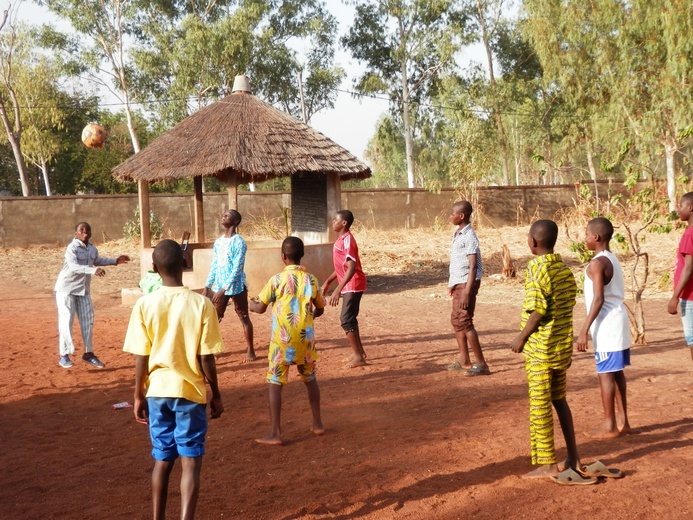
[
  {"x1": 569, "y1": 241, "x2": 594, "y2": 264},
  {"x1": 123, "y1": 206, "x2": 163, "y2": 241}
]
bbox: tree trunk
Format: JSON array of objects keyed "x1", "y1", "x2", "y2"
[
  {"x1": 0, "y1": 98, "x2": 31, "y2": 196},
  {"x1": 477, "y1": 0, "x2": 509, "y2": 185},
  {"x1": 586, "y1": 143, "x2": 599, "y2": 211},
  {"x1": 630, "y1": 251, "x2": 649, "y2": 344},
  {"x1": 400, "y1": 60, "x2": 416, "y2": 189},
  {"x1": 663, "y1": 136, "x2": 678, "y2": 211},
  {"x1": 40, "y1": 159, "x2": 52, "y2": 196}
]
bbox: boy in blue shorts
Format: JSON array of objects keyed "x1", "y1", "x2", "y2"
[
  {"x1": 576, "y1": 217, "x2": 632, "y2": 439},
  {"x1": 668, "y1": 191, "x2": 693, "y2": 392},
  {"x1": 250, "y1": 236, "x2": 326, "y2": 445},
  {"x1": 123, "y1": 239, "x2": 225, "y2": 519}
]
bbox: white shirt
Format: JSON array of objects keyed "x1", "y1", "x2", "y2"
[
  {"x1": 584, "y1": 250, "x2": 631, "y2": 352},
  {"x1": 54, "y1": 238, "x2": 117, "y2": 296}
]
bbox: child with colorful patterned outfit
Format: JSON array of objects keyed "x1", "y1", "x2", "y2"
[
  {"x1": 511, "y1": 220, "x2": 593, "y2": 485},
  {"x1": 667, "y1": 191, "x2": 693, "y2": 391},
  {"x1": 250, "y1": 236, "x2": 326, "y2": 446},
  {"x1": 577, "y1": 217, "x2": 632, "y2": 439},
  {"x1": 321, "y1": 210, "x2": 368, "y2": 368},
  {"x1": 54, "y1": 221, "x2": 130, "y2": 369},
  {"x1": 445, "y1": 200, "x2": 489, "y2": 375},
  {"x1": 204, "y1": 209, "x2": 256, "y2": 363},
  {"x1": 123, "y1": 239, "x2": 225, "y2": 519}
]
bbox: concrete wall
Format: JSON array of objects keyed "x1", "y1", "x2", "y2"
[{"x1": 0, "y1": 183, "x2": 610, "y2": 248}]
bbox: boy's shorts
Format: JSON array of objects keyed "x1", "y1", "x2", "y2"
[
  {"x1": 147, "y1": 398, "x2": 207, "y2": 461},
  {"x1": 450, "y1": 280, "x2": 480, "y2": 333},
  {"x1": 680, "y1": 299, "x2": 693, "y2": 346},
  {"x1": 595, "y1": 349, "x2": 631, "y2": 373},
  {"x1": 340, "y1": 291, "x2": 363, "y2": 333},
  {"x1": 267, "y1": 359, "x2": 317, "y2": 386},
  {"x1": 211, "y1": 287, "x2": 250, "y2": 320}
]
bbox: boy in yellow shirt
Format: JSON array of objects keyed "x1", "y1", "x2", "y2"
[{"x1": 123, "y1": 239, "x2": 225, "y2": 518}]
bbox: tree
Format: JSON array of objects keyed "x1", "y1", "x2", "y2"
[
  {"x1": 131, "y1": 0, "x2": 344, "y2": 130},
  {"x1": 343, "y1": 0, "x2": 465, "y2": 188},
  {"x1": 523, "y1": 0, "x2": 693, "y2": 204},
  {"x1": 16, "y1": 55, "x2": 70, "y2": 196},
  {"x1": 41, "y1": 0, "x2": 145, "y2": 153},
  {"x1": 460, "y1": 0, "x2": 514, "y2": 185},
  {"x1": 0, "y1": 5, "x2": 32, "y2": 195}
]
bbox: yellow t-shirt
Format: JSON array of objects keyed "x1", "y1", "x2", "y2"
[{"x1": 123, "y1": 286, "x2": 225, "y2": 403}]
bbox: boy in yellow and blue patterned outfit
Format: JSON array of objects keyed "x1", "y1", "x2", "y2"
[
  {"x1": 511, "y1": 220, "x2": 594, "y2": 485},
  {"x1": 249, "y1": 236, "x2": 326, "y2": 446}
]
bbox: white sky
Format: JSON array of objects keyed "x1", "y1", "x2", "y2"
[{"x1": 9, "y1": 0, "x2": 487, "y2": 161}]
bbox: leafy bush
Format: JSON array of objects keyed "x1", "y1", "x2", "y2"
[{"x1": 123, "y1": 206, "x2": 163, "y2": 241}]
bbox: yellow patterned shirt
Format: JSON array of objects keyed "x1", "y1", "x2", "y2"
[
  {"x1": 520, "y1": 253, "x2": 577, "y2": 368},
  {"x1": 258, "y1": 265, "x2": 326, "y2": 365}
]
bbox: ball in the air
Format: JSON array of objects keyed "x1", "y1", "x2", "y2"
[{"x1": 81, "y1": 123, "x2": 107, "y2": 148}]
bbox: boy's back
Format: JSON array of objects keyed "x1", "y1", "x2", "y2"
[
  {"x1": 521, "y1": 253, "x2": 577, "y2": 365},
  {"x1": 124, "y1": 286, "x2": 224, "y2": 402},
  {"x1": 259, "y1": 265, "x2": 324, "y2": 354}
]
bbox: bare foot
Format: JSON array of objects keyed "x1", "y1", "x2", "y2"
[
  {"x1": 586, "y1": 427, "x2": 621, "y2": 440},
  {"x1": 241, "y1": 353, "x2": 258, "y2": 364},
  {"x1": 345, "y1": 359, "x2": 368, "y2": 368},
  {"x1": 311, "y1": 426, "x2": 326, "y2": 436},
  {"x1": 619, "y1": 425, "x2": 634, "y2": 435},
  {"x1": 522, "y1": 464, "x2": 559, "y2": 479},
  {"x1": 255, "y1": 435, "x2": 283, "y2": 446}
]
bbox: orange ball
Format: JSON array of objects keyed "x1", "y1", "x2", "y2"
[{"x1": 81, "y1": 123, "x2": 107, "y2": 148}]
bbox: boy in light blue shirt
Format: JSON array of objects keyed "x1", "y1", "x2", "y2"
[{"x1": 203, "y1": 209, "x2": 256, "y2": 362}]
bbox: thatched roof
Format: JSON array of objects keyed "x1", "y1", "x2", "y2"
[{"x1": 112, "y1": 91, "x2": 371, "y2": 184}]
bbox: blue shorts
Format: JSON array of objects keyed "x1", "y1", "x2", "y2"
[
  {"x1": 147, "y1": 398, "x2": 207, "y2": 461},
  {"x1": 595, "y1": 349, "x2": 630, "y2": 374},
  {"x1": 680, "y1": 299, "x2": 693, "y2": 346}
]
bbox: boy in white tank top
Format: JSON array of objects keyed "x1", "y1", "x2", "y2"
[{"x1": 576, "y1": 217, "x2": 632, "y2": 440}]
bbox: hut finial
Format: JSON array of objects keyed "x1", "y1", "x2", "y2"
[{"x1": 232, "y1": 74, "x2": 252, "y2": 94}]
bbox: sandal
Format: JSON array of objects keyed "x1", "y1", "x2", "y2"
[
  {"x1": 464, "y1": 364, "x2": 491, "y2": 376},
  {"x1": 577, "y1": 461, "x2": 623, "y2": 479},
  {"x1": 551, "y1": 468, "x2": 598, "y2": 486}
]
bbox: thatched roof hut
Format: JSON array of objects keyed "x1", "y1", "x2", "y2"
[
  {"x1": 112, "y1": 91, "x2": 370, "y2": 184},
  {"x1": 112, "y1": 75, "x2": 371, "y2": 246}
]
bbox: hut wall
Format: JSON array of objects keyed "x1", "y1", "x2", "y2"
[{"x1": 0, "y1": 182, "x2": 626, "y2": 248}]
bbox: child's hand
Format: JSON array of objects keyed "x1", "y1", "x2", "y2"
[
  {"x1": 576, "y1": 330, "x2": 589, "y2": 351},
  {"x1": 95, "y1": 267, "x2": 106, "y2": 277},
  {"x1": 668, "y1": 296, "x2": 680, "y2": 315},
  {"x1": 116, "y1": 255, "x2": 130, "y2": 265},
  {"x1": 510, "y1": 335, "x2": 525, "y2": 353},
  {"x1": 134, "y1": 396, "x2": 148, "y2": 425},
  {"x1": 328, "y1": 291, "x2": 340, "y2": 307},
  {"x1": 210, "y1": 396, "x2": 224, "y2": 419}
]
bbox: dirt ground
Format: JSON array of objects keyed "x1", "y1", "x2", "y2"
[{"x1": 1, "y1": 230, "x2": 692, "y2": 520}]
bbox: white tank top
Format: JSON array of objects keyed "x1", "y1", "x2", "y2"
[{"x1": 583, "y1": 250, "x2": 631, "y2": 352}]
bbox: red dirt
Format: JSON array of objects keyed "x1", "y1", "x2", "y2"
[{"x1": 1, "y1": 261, "x2": 693, "y2": 519}]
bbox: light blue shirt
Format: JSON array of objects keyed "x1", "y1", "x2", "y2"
[{"x1": 205, "y1": 234, "x2": 248, "y2": 296}]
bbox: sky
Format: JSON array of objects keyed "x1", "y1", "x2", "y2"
[{"x1": 9, "y1": 0, "x2": 486, "y2": 162}]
